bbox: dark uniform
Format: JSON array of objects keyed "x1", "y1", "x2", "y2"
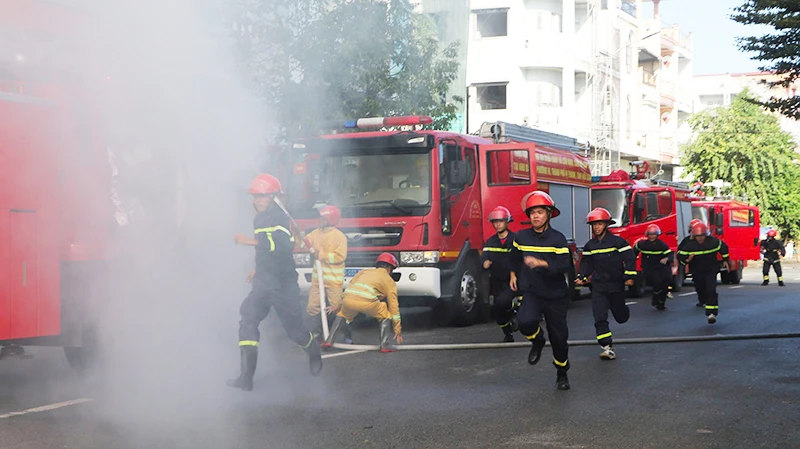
[
  {"x1": 760, "y1": 237, "x2": 786, "y2": 285},
  {"x1": 482, "y1": 231, "x2": 518, "y2": 337},
  {"x1": 510, "y1": 226, "x2": 571, "y2": 373},
  {"x1": 240, "y1": 205, "x2": 317, "y2": 354},
  {"x1": 634, "y1": 239, "x2": 674, "y2": 310},
  {"x1": 678, "y1": 237, "x2": 730, "y2": 318},
  {"x1": 578, "y1": 233, "x2": 637, "y2": 348}
]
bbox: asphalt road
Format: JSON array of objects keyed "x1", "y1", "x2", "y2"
[{"x1": 1, "y1": 265, "x2": 799, "y2": 449}]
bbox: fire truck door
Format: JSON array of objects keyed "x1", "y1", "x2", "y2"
[
  {"x1": 478, "y1": 143, "x2": 537, "y2": 239},
  {"x1": 7, "y1": 211, "x2": 40, "y2": 339},
  {"x1": 723, "y1": 205, "x2": 761, "y2": 261}
]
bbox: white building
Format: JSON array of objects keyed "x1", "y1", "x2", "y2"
[{"x1": 465, "y1": 0, "x2": 693, "y2": 179}]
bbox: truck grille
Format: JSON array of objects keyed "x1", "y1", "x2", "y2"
[
  {"x1": 340, "y1": 227, "x2": 403, "y2": 248},
  {"x1": 345, "y1": 251, "x2": 400, "y2": 267}
]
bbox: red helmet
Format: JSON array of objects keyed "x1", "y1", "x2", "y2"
[
  {"x1": 487, "y1": 206, "x2": 513, "y2": 223},
  {"x1": 645, "y1": 224, "x2": 662, "y2": 236},
  {"x1": 521, "y1": 191, "x2": 560, "y2": 218},
  {"x1": 586, "y1": 207, "x2": 615, "y2": 225},
  {"x1": 249, "y1": 174, "x2": 283, "y2": 195},
  {"x1": 691, "y1": 222, "x2": 709, "y2": 236},
  {"x1": 767, "y1": 229, "x2": 777, "y2": 238},
  {"x1": 319, "y1": 205, "x2": 341, "y2": 226},
  {"x1": 688, "y1": 218, "x2": 703, "y2": 229},
  {"x1": 376, "y1": 252, "x2": 398, "y2": 268}
]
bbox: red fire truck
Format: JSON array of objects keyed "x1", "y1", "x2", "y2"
[
  {"x1": 1, "y1": 1, "x2": 108, "y2": 370},
  {"x1": 275, "y1": 118, "x2": 592, "y2": 326},
  {"x1": 590, "y1": 164, "x2": 694, "y2": 297},
  {"x1": 690, "y1": 197, "x2": 761, "y2": 284}
]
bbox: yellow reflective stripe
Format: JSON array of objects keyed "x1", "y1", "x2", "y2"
[
  {"x1": 705, "y1": 305, "x2": 719, "y2": 310},
  {"x1": 392, "y1": 315, "x2": 401, "y2": 320},
  {"x1": 352, "y1": 282, "x2": 377, "y2": 294},
  {"x1": 513, "y1": 241, "x2": 570, "y2": 254},
  {"x1": 525, "y1": 327, "x2": 541, "y2": 340},
  {"x1": 301, "y1": 332, "x2": 314, "y2": 348},
  {"x1": 596, "y1": 332, "x2": 612, "y2": 340},
  {"x1": 618, "y1": 245, "x2": 632, "y2": 252},
  {"x1": 638, "y1": 249, "x2": 671, "y2": 255},
  {"x1": 721, "y1": 253, "x2": 729, "y2": 258},
  {"x1": 483, "y1": 247, "x2": 511, "y2": 253},
  {"x1": 323, "y1": 267, "x2": 346, "y2": 274},
  {"x1": 239, "y1": 340, "x2": 259, "y2": 347},
  {"x1": 328, "y1": 253, "x2": 335, "y2": 264},
  {"x1": 346, "y1": 288, "x2": 376, "y2": 300},
  {"x1": 678, "y1": 244, "x2": 723, "y2": 256},
  {"x1": 624, "y1": 271, "x2": 637, "y2": 275},
  {"x1": 312, "y1": 274, "x2": 344, "y2": 282},
  {"x1": 553, "y1": 357, "x2": 568, "y2": 367},
  {"x1": 254, "y1": 225, "x2": 292, "y2": 236}
]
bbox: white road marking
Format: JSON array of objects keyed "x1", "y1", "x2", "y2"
[
  {"x1": 730, "y1": 286, "x2": 744, "y2": 289},
  {"x1": 625, "y1": 302, "x2": 637, "y2": 305},
  {"x1": 321, "y1": 350, "x2": 368, "y2": 359},
  {"x1": 679, "y1": 292, "x2": 696, "y2": 296},
  {"x1": 0, "y1": 398, "x2": 93, "y2": 419}
]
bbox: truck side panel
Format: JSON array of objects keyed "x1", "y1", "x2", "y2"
[{"x1": 9, "y1": 211, "x2": 39, "y2": 338}]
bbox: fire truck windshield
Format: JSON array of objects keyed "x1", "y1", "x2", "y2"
[
  {"x1": 692, "y1": 205, "x2": 709, "y2": 224},
  {"x1": 591, "y1": 188, "x2": 628, "y2": 227},
  {"x1": 286, "y1": 150, "x2": 433, "y2": 218}
]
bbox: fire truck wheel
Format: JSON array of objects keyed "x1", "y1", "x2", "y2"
[
  {"x1": 729, "y1": 264, "x2": 742, "y2": 284},
  {"x1": 63, "y1": 326, "x2": 101, "y2": 376},
  {"x1": 720, "y1": 271, "x2": 731, "y2": 284},
  {"x1": 437, "y1": 258, "x2": 485, "y2": 327}
]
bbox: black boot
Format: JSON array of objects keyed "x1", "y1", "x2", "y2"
[
  {"x1": 527, "y1": 331, "x2": 546, "y2": 365},
  {"x1": 761, "y1": 280, "x2": 769, "y2": 286},
  {"x1": 321, "y1": 316, "x2": 346, "y2": 349},
  {"x1": 304, "y1": 337, "x2": 323, "y2": 376},
  {"x1": 379, "y1": 319, "x2": 397, "y2": 353},
  {"x1": 556, "y1": 371, "x2": 570, "y2": 390},
  {"x1": 227, "y1": 346, "x2": 258, "y2": 391},
  {"x1": 779, "y1": 279, "x2": 785, "y2": 287},
  {"x1": 501, "y1": 321, "x2": 515, "y2": 343}
]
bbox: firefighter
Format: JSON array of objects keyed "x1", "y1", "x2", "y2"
[
  {"x1": 406, "y1": 157, "x2": 430, "y2": 188},
  {"x1": 761, "y1": 229, "x2": 786, "y2": 286},
  {"x1": 322, "y1": 253, "x2": 403, "y2": 352},
  {"x1": 509, "y1": 191, "x2": 571, "y2": 391},
  {"x1": 678, "y1": 218, "x2": 704, "y2": 306},
  {"x1": 305, "y1": 205, "x2": 348, "y2": 341},
  {"x1": 633, "y1": 224, "x2": 673, "y2": 311},
  {"x1": 678, "y1": 222, "x2": 732, "y2": 324},
  {"x1": 576, "y1": 208, "x2": 637, "y2": 361},
  {"x1": 227, "y1": 174, "x2": 322, "y2": 392},
  {"x1": 481, "y1": 206, "x2": 519, "y2": 342}
]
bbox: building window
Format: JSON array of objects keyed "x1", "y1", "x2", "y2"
[
  {"x1": 476, "y1": 83, "x2": 507, "y2": 110},
  {"x1": 475, "y1": 9, "x2": 508, "y2": 38}
]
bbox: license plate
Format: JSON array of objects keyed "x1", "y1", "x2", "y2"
[{"x1": 345, "y1": 268, "x2": 362, "y2": 278}]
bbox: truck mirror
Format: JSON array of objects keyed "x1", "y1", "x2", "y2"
[
  {"x1": 715, "y1": 213, "x2": 723, "y2": 227},
  {"x1": 715, "y1": 228, "x2": 723, "y2": 236},
  {"x1": 449, "y1": 160, "x2": 469, "y2": 187}
]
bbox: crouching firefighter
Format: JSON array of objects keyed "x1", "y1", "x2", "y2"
[
  {"x1": 576, "y1": 208, "x2": 636, "y2": 361},
  {"x1": 323, "y1": 253, "x2": 403, "y2": 352},
  {"x1": 228, "y1": 174, "x2": 322, "y2": 392},
  {"x1": 678, "y1": 222, "x2": 731, "y2": 324},
  {"x1": 306, "y1": 205, "x2": 349, "y2": 340},
  {"x1": 509, "y1": 191, "x2": 571, "y2": 391},
  {"x1": 482, "y1": 206, "x2": 519, "y2": 342},
  {"x1": 761, "y1": 229, "x2": 786, "y2": 286},
  {"x1": 634, "y1": 224, "x2": 674, "y2": 311}
]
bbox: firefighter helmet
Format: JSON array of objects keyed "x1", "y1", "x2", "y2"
[
  {"x1": 521, "y1": 191, "x2": 560, "y2": 218},
  {"x1": 586, "y1": 207, "x2": 616, "y2": 225},
  {"x1": 249, "y1": 174, "x2": 283, "y2": 195},
  {"x1": 645, "y1": 224, "x2": 662, "y2": 236},
  {"x1": 376, "y1": 252, "x2": 399, "y2": 268},
  {"x1": 767, "y1": 229, "x2": 777, "y2": 238},
  {"x1": 688, "y1": 218, "x2": 703, "y2": 230},
  {"x1": 319, "y1": 205, "x2": 341, "y2": 226},
  {"x1": 691, "y1": 222, "x2": 709, "y2": 236},
  {"x1": 488, "y1": 206, "x2": 513, "y2": 223}
]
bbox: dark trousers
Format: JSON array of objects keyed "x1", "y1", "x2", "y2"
[
  {"x1": 591, "y1": 289, "x2": 630, "y2": 347},
  {"x1": 491, "y1": 280, "x2": 518, "y2": 327},
  {"x1": 763, "y1": 260, "x2": 783, "y2": 281},
  {"x1": 692, "y1": 272, "x2": 718, "y2": 316},
  {"x1": 517, "y1": 293, "x2": 569, "y2": 373},
  {"x1": 645, "y1": 268, "x2": 672, "y2": 307},
  {"x1": 239, "y1": 278, "x2": 312, "y2": 349}
]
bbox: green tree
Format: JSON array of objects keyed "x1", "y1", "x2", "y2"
[
  {"x1": 732, "y1": 1, "x2": 800, "y2": 119},
  {"x1": 231, "y1": 0, "x2": 463, "y2": 140},
  {"x1": 681, "y1": 89, "x2": 800, "y2": 239}
]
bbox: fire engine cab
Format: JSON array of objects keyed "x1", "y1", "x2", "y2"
[{"x1": 273, "y1": 117, "x2": 592, "y2": 326}]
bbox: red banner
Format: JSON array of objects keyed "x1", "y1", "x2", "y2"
[{"x1": 534, "y1": 147, "x2": 592, "y2": 187}]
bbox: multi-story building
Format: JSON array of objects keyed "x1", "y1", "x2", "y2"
[{"x1": 465, "y1": 0, "x2": 693, "y2": 180}]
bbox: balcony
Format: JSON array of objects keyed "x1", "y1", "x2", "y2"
[
  {"x1": 660, "y1": 80, "x2": 676, "y2": 108},
  {"x1": 660, "y1": 137, "x2": 678, "y2": 164},
  {"x1": 641, "y1": 68, "x2": 657, "y2": 87},
  {"x1": 518, "y1": 34, "x2": 565, "y2": 69}
]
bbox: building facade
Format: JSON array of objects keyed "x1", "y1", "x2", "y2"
[{"x1": 465, "y1": 0, "x2": 693, "y2": 180}]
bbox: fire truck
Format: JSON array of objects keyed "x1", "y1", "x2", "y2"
[
  {"x1": 274, "y1": 118, "x2": 592, "y2": 326},
  {"x1": 590, "y1": 163, "x2": 694, "y2": 297},
  {"x1": 0, "y1": 1, "x2": 108, "y2": 371},
  {"x1": 689, "y1": 185, "x2": 761, "y2": 284}
]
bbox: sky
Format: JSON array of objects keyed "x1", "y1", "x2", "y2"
[{"x1": 653, "y1": 0, "x2": 774, "y2": 75}]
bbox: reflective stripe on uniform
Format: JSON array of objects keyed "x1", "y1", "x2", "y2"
[
  {"x1": 584, "y1": 246, "x2": 631, "y2": 255},
  {"x1": 636, "y1": 247, "x2": 672, "y2": 255},
  {"x1": 513, "y1": 241, "x2": 570, "y2": 254},
  {"x1": 624, "y1": 270, "x2": 637, "y2": 276},
  {"x1": 483, "y1": 247, "x2": 511, "y2": 253},
  {"x1": 239, "y1": 340, "x2": 259, "y2": 347},
  {"x1": 345, "y1": 282, "x2": 379, "y2": 300},
  {"x1": 328, "y1": 253, "x2": 335, "y2": 264},
  {"x1": 705, "y1": 305, "x2": 719, "y2": 310},
  {"x1": 553, "y1": 357, "x2": 568, "y2": 367},
  {"x1": 392, "y1": 315, "x2": 401, "y2": 321},
  {"x1": 678, "y1": 244, "x2": 722, "y2": 256},
  {"x1": 254, "y1": 225, "x2": 295, "y2": 251},
  {"x1": 526, "y1": 327, "x2": 541, "y2": 340},
  {"x1": 596, "y1": 332, "x2": 612, "y2": 340}
]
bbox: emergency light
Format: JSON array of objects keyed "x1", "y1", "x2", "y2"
[{"x1": 342, "y1": 115, "x2": 433, "y2": 129}]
